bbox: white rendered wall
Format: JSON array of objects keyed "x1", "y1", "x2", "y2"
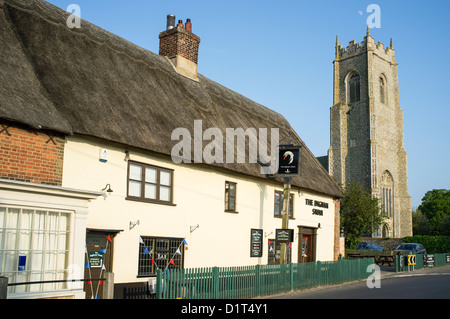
[{"x1": 62, "y1": 136, "x2": 336, "y2": 284}]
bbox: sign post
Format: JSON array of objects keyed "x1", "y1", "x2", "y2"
[
  {"x1": 279, "y1": 177, "x2": 291, "y2": 264},
  {"x1": 277, "y1": 145, "x2": 300, "y2": 264},
  {"x1": 407, "y1": 254, "x2": 416, "y2": 272}
]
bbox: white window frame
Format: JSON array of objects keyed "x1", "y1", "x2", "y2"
[
  {"x1": 0, "y1": 179, "x2": 101, "y2": 299},
  {"x1": 0, "y1": 205, "x2": 75, "y2": 294}
]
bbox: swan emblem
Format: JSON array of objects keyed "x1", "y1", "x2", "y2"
[{"x1": 283, "y1": 151, "x2": 294, "y2": 164}]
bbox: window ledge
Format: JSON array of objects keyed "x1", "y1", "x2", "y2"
[
  {"x1": 126, "y1": 196, "x2": 177, "y2": 206},
  {"x1": 274, "y1": 215, "x2": 295, "y2": 220}
]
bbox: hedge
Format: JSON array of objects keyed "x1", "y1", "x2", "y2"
[{"x1": 403, "y1": 235, "x2": 450, "y2": 253}]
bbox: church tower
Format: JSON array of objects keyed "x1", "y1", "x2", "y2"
[{"x1": 328, "y1": 28, "x2": 412, "y2": 238}]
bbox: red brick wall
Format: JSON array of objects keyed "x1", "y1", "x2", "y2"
[
  {"x1": 159, "y1": 27, "x2": 200, "y2": 64},
  {"x1": 0, "y1": 123, "x2": 65, "y2": 185}
]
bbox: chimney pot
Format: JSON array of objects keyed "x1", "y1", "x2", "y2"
[
  {"x1": 166, "y1": 14, "x2": 176, "y2": 30},
  {"x1": 185, "y1": 18, "x2": 192, "y2": 32},
  {"x1": 177, "y1": 20, "x2": 184, "y2": 28}
]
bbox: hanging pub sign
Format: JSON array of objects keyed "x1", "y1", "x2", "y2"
[
  {"x1": 276, "y1": 229, "x2": 294, "y2": 243},
  {"x1": 250, "y1": 229, "x2": 263, "y2": 257},
  {"x1": 277, "y1": 145, "x2": 301, "y2": 176}
]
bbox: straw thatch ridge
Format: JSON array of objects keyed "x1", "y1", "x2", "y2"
[{"x1": 0, "y1": 0, "x2": 342, "y2": 197}]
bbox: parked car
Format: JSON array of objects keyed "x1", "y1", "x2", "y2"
[
  {"x1": 393, "y1": 243, "x2": 426, "y2": 255},
  {"x1": 356, "y1": 242, "x2": 384, "y2": 252}
]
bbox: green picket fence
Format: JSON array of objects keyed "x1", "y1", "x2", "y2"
[
  {"x1": 156, "y1": 258, "x2": 374, "y2": 299},
  {"x1": 395, "y1": 253, "x2": 450, "y2": 272}
]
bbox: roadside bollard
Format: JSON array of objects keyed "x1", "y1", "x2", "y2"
[{"x1": 0, "y1": 277, "x2": 8, "y2": 299}]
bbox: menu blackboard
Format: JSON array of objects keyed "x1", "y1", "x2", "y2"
[{"x1": 250, "y1": 229, "x2": 263, "y2": 257}]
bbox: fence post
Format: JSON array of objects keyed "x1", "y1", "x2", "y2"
[
  {"x1": 156, "y1": 269, "x2": 162, "y2": 299},
  {"x1": 0, "y1": 277, "x2": 8, "y2": 299},
  {"x1": 317, "y1": 261, "x2": 321, "y2": 286},
  {"x1": 213, "y1": 267, "x2": 219, "y2": 299},
  {"x1": 289, "y1": 263, "x2": 294, "y2": 291},
  {"x1": 255, "y1": 265, "x2": 261, "y2": 297}
]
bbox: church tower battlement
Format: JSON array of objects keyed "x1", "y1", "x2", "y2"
[
  {"x1": 336, "y1": 28, "x2": 396, "y2": 63},
  {"x1": 327, "y1": 29, "x2": 412, "y2": 238}
]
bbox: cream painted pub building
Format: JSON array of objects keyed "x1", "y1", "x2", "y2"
[{"x1": 0, "y1": 0, "x2": 342, "y2": 299}]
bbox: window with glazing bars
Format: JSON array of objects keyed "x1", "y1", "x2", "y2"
[
  {"x1": 267, "y1": 239, "x2": 292, "y2": 264},
  {"x1": 0, "y1": 206, "x2": 71, "y2": 293},
  {"x1": 381, "y1": 187, "x2": 392, "y2": 217},
  {"x1": 127, "y1": 161, "x2": 174, "y2": 205},
  {"x1": 138, "y1": 236, "x2": 184, "y2": 276},
  {"x1": 224, "y1": 181, "x2": 237, "y2": 212},
  {"x1": 274, "y1": 191, "x2": 294, "y2": 218}
]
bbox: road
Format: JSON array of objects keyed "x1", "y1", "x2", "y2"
[{"x1": 268, "y1": 265, "x2": 450, "y2": 299}]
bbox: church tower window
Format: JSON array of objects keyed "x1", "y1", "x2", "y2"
[
  {"x1": 379, "y1": 76, "x2": 387, "y2": 104},
  {"x1": 380, "y1": 171, "x2": 394, "y2": 217},
  {"x1": 349, "y1": 74, "x2": 360, "y2": 103}
]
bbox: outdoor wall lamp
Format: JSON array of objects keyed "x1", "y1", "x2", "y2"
[{"x1": 102, "y1": 184, "x2": 113, "y2": 193}]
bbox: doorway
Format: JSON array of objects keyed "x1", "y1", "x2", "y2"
[
  {"x1": 84, "y1": 230, "x2": 114, "y2": 299},
  {"x1": 297, "y1": 226, "x2": 317, "y2": 263}
]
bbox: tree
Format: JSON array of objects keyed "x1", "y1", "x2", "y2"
[
  {"x1": 412, "y1": 208, "x2": 432, "y2": 235},
  {"x1": 439, "y1": 215, "x2": 450, "y2": 236},
  {"x1": 418, "y1": 189, "x2": 450, "y2": 235},
  {"x1": 340, "y1": 182, "x2": 385, "y2": 249}
]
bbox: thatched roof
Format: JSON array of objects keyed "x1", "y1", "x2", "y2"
[{"x1": 0, "y1": 0, "x2": 342, "y2": 198}]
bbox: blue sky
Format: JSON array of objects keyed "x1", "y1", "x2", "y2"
[{"x1": 47, "y1": 0, "x2": 450, "y2": 209}]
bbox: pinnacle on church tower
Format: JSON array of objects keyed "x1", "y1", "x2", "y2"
[{"x1": 335, "y1": 35, "x2": 340, "y2": 58}]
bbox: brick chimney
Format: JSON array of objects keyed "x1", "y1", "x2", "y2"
[{"x1": 159, "y1": 15, "x2": 200, "y2": 80}]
